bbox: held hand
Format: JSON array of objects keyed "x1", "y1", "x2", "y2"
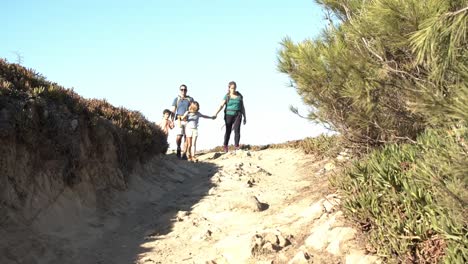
[{"x1": 211, "y1": 116, "x2": 216, "y2": 120}]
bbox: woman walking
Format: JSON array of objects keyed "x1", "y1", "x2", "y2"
[{"x1": 214, "y1": 81, "x2": 246, "y2": 152}]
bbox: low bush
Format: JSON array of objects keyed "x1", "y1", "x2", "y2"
[
  {"x1": 0, "y1": 59, "x2": 168, "y2": 161},
  {"x1": 334, "y1": 127, "x2": 467, "y2": 263}
]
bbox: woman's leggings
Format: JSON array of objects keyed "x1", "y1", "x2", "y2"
[{"x1": 224, "y1": 113, "x2": 242, "y2": 146}]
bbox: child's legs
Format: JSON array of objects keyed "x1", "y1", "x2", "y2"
[
  {"x1": 191, "y1": 135, "x2": 198, "y2": 157},
  {"x1": 186, "y1": 136, "x2": 193, "y2": 157},
  {"x1": 176, "y1": 135, "x2": 182, "y2": 149},
  {"x1": 180, "y1": 122, "x2": 187, "y2": 152}
]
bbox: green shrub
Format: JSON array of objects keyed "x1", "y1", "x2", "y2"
[
  {"x1": 278, "y1": 0, "x2": 467, "y2": 148},
  {"x1": 299, "y1": 134, "x2": 343, "y2": 157},
  {"x1": 335, "y1": 128, "x2": 467, "y2": 263}
]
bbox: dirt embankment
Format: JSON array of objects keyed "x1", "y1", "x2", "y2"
[
  {"x1": 0, "y1": 94, "x2": 160, "y2": 263},
  {"x1": 0, "y1": 60, "x2": 169, "y2": 263}
]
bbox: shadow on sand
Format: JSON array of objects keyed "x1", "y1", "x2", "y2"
[{"x1": 70, "y1": 153, "x2": 220, "y2": 264}]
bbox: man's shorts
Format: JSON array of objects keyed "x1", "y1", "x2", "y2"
[
  {"x1": 174, "y1": 121, "x2": 187, "y2": 136},
  {"x1": 186, "y1": 128, "x2": 198, "y2": 137}
]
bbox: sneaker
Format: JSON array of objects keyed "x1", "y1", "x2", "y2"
[
  {"x1": 176, "y1": 148, "x2": 181, "y2": 159},
  {"x1": 235, "y1": 145, "x2": 240, "y2": 150},
  {"x1": 223, "y1": 145, "x2": 228, "y2": 153}
]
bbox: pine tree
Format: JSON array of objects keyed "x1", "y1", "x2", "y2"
[{"x1": 278, "y1": 0, "x2": 467, "y2": 147}]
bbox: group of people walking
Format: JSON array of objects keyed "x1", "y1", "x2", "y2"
[{"x1": 158, "y1": 81, "x2": 247, "y2": 162}]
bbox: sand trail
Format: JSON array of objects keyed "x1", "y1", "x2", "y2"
[
  {"x1": 89, "y1": 148, "x2": 379, "y2": 264},
  {"x1": 2, "y1": 148, "x2": 379, "y2": 264}
]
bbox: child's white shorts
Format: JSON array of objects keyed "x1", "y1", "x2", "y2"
[{"x1": 186, "y1": 128, "x2": 198, "y2": 137}]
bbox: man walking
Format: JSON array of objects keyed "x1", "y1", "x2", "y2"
[{"x1": 171, "y1": 84, "x2": 194, "y2": 159}]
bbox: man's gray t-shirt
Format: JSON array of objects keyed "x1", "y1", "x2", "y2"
[{"x1": 172, "y1": 96, "x2": 194, "y2": 117}]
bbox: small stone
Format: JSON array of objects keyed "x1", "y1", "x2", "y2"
[
  {"x1": 300, "y1": 200, "x2": 324, "y2": 219},
  {"x1": 339, "y1": 151, "x2": 349, "y2": 157},
  {"x1": 336, "y1": 155, "x2": 349, "y2": 161},
  {"x1": 204, "y1": 229, "x2": 213, "y2": 238},
  {"x1": 251, "y1": 234, "x2": 264, "y2": 254},
  {"x1": 264, "y1": 233, "x2": 278, "y2": 245},
  {"x1": 212, "y1": 175, "x2": 221, "y2": 183},
  {"x1": 71, "y1": 119, "x2": 78, "y2": 131},
  {"x1": 142, "y1": 257, "x2": 155, "y2": 263},
  {"x1": 262, "y1": 242, "x2": 276, "y2": 253},
  {"x1": 288, "y1": 251, "x2": 311, "y2": 264},
  {"x1": 322, "y1": 200, "x2": 334, "y2": 213},
  {"x1": 248, "y1": 196, "x2": 269, "y2": 212},
  {"x1": 176, "y1": 211, "x2": 190, "y2": 221},
  {"x1": 246, "y1": 178, "x2": 255, "y2": 187},
  {"x1": 194, "y1": 229, "x2": 213, "y2": 241},
  {"x1": 277, "y1": 234, "x2": 292, "y2": 248},
  {"x1": 208, "y1": 187, "x2": 217, "y2": 195},
  {"x1": 323, "y1": 162, "x2": 335, "y2": 171},
  {"x1": 210, "y1": 152, "x2": 222, "y2": 160}
]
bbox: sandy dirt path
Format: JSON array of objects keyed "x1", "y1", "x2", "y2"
[{"x1": 73, "y1": 148, "x2": 379, "y2": 264}]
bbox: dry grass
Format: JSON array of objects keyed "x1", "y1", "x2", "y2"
[
  {"x1": 0, "y1": 59, "x2": 168, "y2": 159},
  {"x1": 206, "y1": 134, "x2": 343, "y2": 159}
]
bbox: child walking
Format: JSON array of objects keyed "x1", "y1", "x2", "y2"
[
  {"x1": 180, "y1": 101, "x2": 214, "y2": 162},
  {"x1": 158, "y1": 109, "x2": 174, "y2": 137}
]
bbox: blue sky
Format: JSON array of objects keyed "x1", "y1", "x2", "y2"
[{"x1": 2, "y1": 0, "x2": 329, "y2": 150}]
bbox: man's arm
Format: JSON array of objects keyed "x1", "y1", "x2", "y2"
[
  {"x1": 181, "y1": 111, "x2": 188, "y2": 120},
  {"x1": 171, "y1": 97, "x2": 177, "y2": 121}
]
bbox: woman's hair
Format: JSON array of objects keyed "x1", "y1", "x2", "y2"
[
  {"x1": 189, "y1": 101, "x2": 199, "y2": 112},
  {"x1": 228, "y1": 81, "x2": 237, "y2": 88}
]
